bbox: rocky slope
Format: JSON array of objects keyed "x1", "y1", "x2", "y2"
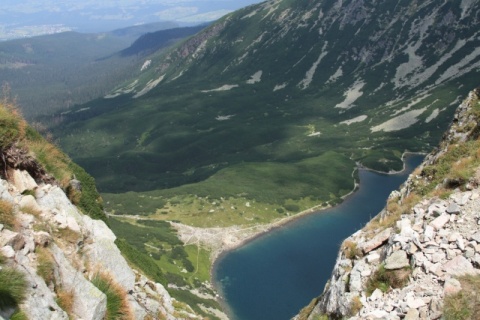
[
  {"x1": 296, "y1": 88, "x2": 480, "y2": 319},
  {"x1": 0, "y1": 167, "x2": 194, "y2": 319}
]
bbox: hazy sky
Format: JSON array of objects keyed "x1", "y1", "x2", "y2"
[{"x1": 1, "y1": 0, "x2": 264, "y2": 29}]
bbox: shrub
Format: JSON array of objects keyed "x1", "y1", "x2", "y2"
[
  {"x1": 0, "y1": 267, "x2": 28, "y2": 311},
  {"x1": 91, "y1": 272, "x2": 133, "y2": 320}
]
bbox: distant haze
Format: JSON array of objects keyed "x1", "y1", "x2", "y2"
[{"x1": 0, "y1": 0, "x2": 263, "y2": 38}]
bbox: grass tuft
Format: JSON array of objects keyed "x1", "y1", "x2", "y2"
[
  {"x1": 444, "y1": 274, "x2": 480, "y2": 320},
  {"x1": 0, "y1": 199, "x2": 16, "y2": 230},
  {"x1": 366, "y1": 264, "x2": 411, "y2": 296},
  {"x1": 0, "y1": 267, "x2": 28, "y2": 310},
  {"x1": 91, "y1": 272, "x2": 133, "y2": 320},
  {"x1": 349, "y1": 295, "x2": 363, "y2": 316},
  {"x1": 36, "y1": 246, "x2": 55, "y2": 286},
  {"x1": 342, "y1": 240, "x2": 360, "y2": 260},
  {"x1": 56, "y1": 289, "x2": 75, "y2": 316}
]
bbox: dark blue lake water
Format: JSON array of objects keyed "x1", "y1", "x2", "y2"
[{"x1": 213, "y1": 155, "x2": 424, "y2": 320}]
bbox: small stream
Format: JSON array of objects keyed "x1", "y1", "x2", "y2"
[{"x1": 213, "y1": 154, "x2": 424, "y2": 320}]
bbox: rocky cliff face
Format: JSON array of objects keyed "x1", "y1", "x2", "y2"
[
  {"x1": 296, "y1": 87, "x2": 480, "y2": 320},
  {"x1": 0, "y1": 166, "x2": 194, "y2": 319}
]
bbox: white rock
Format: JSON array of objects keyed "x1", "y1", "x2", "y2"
[
  {"x1": 456, "y1": 237, "x2": 465, "y2": 251},
  {"x1": 36, "y1": 185, "x2": 83, "y2": 233},
  {"x1": 367, "y1": 252, "x2": 381, "y2": 264},
  {"x1": 444, "y1": 278, "x2": 462, "y2": 295},
  {"x1": 443, "y1": 255, "x2": 477, "y2": 276},
  {"x1": 405, "y1": 308, "x2": 420, "y2": 320},
  {"x1": 427, "y1": 203, "x2": 446, "y2": 217},
  {"x1": 424, "y1": 225, "x2": 435, "y2": 241},
  {"x1": 0, "y1": 229, "x2": 25, "y2": 250},
  {"x1": 369, "y1": 288, "x2": 383, "y2": 301},
  {"x1": 385, "y1": 250, "x2": 410, "y2": 270},
  {"x1": 83, "y1": 217, "x2": 135, "y2": 291},
  {"x1": 399, "y1": 219, "x2": 415, "y2": 238},
  {"x1": 0, "y1": 245, "x2": 15, "y2": 258},
  {"x1": 407, "y1": 296, "x2": 426, "y2": 309},
  {"x1": 359, "y1": 228, "x2": 393, "y2": 254},
  {"x1": 429, "y1": 214, "x2": 450, "y2": 231},
  {"x1": 350, "y1": 260, "x2": 369, "y2": 292},
  {"x1": 431, "y1": 251, "x2": 446, "y2": 263},
  {"x1": 470, "y1": 232, "x2": 480, "y2": 243},
  {"x1": 19, "y1": 195, "x2": 41, "y2": 213},
  {"x1": 446, "y1": 203, "x2": 461, "y2": 215},
  {"x1": 448, "y1": 232, "x2": 461, "y2": 242},
  {"x1": 11, "y1": 170, "x2": 37, "y2": 194},
  {"x1": 367, "y1": 310, "x2": 389, "y2": 318}
]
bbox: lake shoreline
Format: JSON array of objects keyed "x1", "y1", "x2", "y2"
[
  {"x1": 204, "y1": 151, "x2": 425, "y2": 316},
  {"x1": 211, "y1": 153, "x2": 426, "y2": 319},
  {"x1": 208, "y1": 151, "x2": 426, "y2": 268}
]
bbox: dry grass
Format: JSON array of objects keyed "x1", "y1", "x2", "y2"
[
  {"x1": 365, "y1": 193, "x2": 420, "y2": 232},
  {"x1": 54, "y1": 227, "x2": 81, "y2": 245},
  {"x1": 20, "y1": 204, "x2": 42, "y2": 217},
  {"x1": 342, "y1": 240, "x2": 360, "y2": 260},
  {"x1": 444, "y1": 275, "x2": 480, "y2": 320},
  {"x1": 0, "y1": 199, "x2": 17, "y2": 230},
  {"x1": 27, "y1": 139, "x2": 71, "y2": 187},
  {"x1": 349, "y1": 295, "x2": 363, "y2": 316},
  {"x1": 56, "y1": 289, "x2": 75, "y2": 316}
]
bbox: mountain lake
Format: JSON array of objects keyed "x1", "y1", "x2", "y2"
[{"x1": 213, "y1": 154, "x2": 424, "y2": 320}]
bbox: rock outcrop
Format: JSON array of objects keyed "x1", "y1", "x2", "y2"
[
  {"x1": 0, "y1": 169, "x2": 184, "y2": 319},
  {"x1": 297, "y1": 88, "x2": 480, "y2": 319}
]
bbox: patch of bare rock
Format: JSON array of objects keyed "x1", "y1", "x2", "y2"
[
  {"x1": 0, "y1": 170, "x2": 189, "y2": 320},
  {"x1": 306, "y1": 186, "x2": 480, "y2": 320}
]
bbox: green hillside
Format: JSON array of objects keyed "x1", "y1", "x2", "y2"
[
  {"x1": 0, "y1": 23, "x2": 202, "y2": 120},
  {"x1": 53, "y1": 0, "x2": 480, "y2": 227}
]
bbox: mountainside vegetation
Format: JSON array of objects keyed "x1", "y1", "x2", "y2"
[
  {"x1": 0, "y1": 23, "x2": 204, "y2": 120},
  {"x1": 50, "y1": 0, "x2": 480, "y2": 230}
]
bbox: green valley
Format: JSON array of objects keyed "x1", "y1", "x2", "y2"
[{"x1": 53, "y1": 0, "x2": 480, "y2": 230}]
